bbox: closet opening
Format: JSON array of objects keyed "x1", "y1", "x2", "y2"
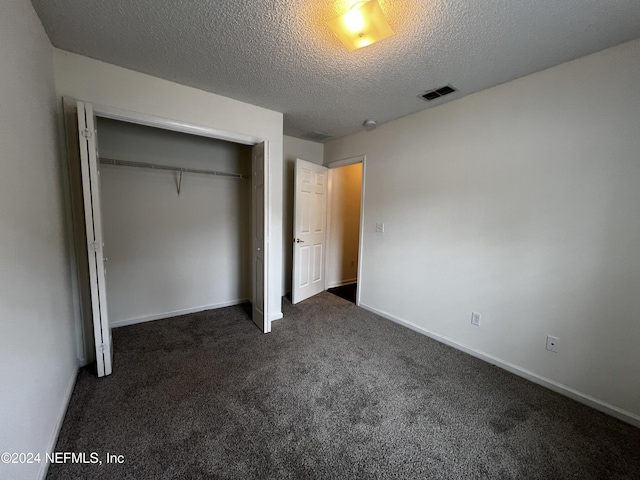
[
  {"x1": 64, "y1": 99, "x2": 270, "y2": 377},
  {"x1": 97, "y1": 118, "x2": 252, "y2": 328}
]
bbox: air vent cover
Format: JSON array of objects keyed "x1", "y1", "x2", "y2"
[
  {"x1": 302, "y1": 131, "x2": 333, "y2": 142},
  {"x1": 420, "y1": 85, "x2": 457, "y2": 101}
]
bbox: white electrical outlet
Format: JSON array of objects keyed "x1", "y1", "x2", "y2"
[
  {"x1": 471, "y1": 312, "x2": 481, "y2": 326},
  {"x1": 546, "y1": 335, "x2": 559, "y2": 353},
  {"x1": 376, "y1": 223, "x2": 385, "y2": 233}
]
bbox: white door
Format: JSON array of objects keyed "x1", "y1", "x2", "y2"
[
  {"x1": 77, "y1": 101, "x2": 113, "y2": 377},
  {"x1": 252, "y1": 142, "x2": 270, "y2": 333},
  {"x1": 292, "y1": 159, "x2": 328, "y2": 304}
]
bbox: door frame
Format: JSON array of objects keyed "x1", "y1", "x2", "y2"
[
  {"x1": 65, "y1": 98, "x2": 272, "y2": 364},
  {"x1": 324, "y1": 155, "x2": 366, "y2": 306}
]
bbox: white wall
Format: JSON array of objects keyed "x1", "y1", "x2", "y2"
[
  {"x1": 0, "y1": 2, "x2": 77, "y2": 479},
  {"x1": 97, "y1": 118, "x2": 251, "y2": 326},
  {"x1": 282, "y1": 136, "x2": 324, "y2": 294},
  {"x1": 53, "y1": 49, "x2": 284, "y2": 322},
  {"x1": 326, "y1": 163, "x2": 362, "y2": 287},
  {"x1": 325, "y1": 39, "x2": 640, "y2": 423}
]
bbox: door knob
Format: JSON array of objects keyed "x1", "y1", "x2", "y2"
[{"x1": 294, "y1": 238, "x2": 304, "y2": 243}]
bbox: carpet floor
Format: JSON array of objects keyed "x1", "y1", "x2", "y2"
[{"x1": 48, "y1": 292, "x2": 640, "y2": 479}]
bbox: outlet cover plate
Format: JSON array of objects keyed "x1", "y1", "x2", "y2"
[
  {"x1": 471, "y1": 312, "x2": 481, "y2": 326},
  {"x1": 546, "y1": 335, "x2": 559, "y2": 353},
  {"x1": 376, "y1": 223, "x2": 385, "y2": 233}
]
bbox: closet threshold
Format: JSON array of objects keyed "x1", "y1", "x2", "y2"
[{"x1": 99, "y1": 158, "x2": 249, "y2": 179}]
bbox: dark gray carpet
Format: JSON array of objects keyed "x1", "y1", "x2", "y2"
[{"x1": 49, "y1": 292, "x2": 640, "y2": 479}]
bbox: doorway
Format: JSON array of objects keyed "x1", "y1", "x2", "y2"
[
  {"x1": 291, "y1": 155, "x2": 365, "y2": 306},
  {"x1": 326, "y1": 160, "x2": 364, "y2": 305}
]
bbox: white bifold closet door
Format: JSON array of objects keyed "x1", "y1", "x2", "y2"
[
  {"x1": 77, "y1": 101, "x2": 113, "y2": 377},
  {"x1": 252, "y1": 142, "x2": 269, "y2": 333}
]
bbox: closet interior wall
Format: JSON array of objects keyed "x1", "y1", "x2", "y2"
[{"x1": 96, "y1": 118, "x2": 252, "y2": 327}]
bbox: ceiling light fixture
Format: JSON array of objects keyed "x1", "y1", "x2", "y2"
[{"x1": 327, "y1": 0, "x2": 395, "y2": 51}]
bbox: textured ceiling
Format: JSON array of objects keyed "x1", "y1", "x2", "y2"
[{"x1": 31, "y1": 0, "x2": 640, "y2": 141}]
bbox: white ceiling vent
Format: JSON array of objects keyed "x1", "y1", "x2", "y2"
[
  {"x1": 302, "y1": 131, "x2": 333, "y2": 142},
  {"x1": 420, "y1": 85, "x2": 457, "y2": 101}
]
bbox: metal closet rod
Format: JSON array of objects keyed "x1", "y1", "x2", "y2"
[{"x1": 99, "y1": 157, "x2": 250, "y2": 179}]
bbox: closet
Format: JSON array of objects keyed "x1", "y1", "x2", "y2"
[
  {"x1": 65, "y1": 100, "x2": 268, "y2": 377},
  {"x1": 97, "y1": 117, "x2": 252, "y2": 327}
]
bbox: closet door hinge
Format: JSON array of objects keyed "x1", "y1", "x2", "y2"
[
  {"x1": 89, "y1": 242, "x2": 100, "y2": 252},
  {"x1": 98, "y1": 343, "x2": 106, "y2": 353},
  {"x1": 81, "y1": 128, "x2": 93, "y2": 139}
]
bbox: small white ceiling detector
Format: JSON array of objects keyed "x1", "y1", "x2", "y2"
[{"x1": 364, "y1": 119, "x2": 377, "y2": 131}]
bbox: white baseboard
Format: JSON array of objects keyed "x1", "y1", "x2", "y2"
[
  {"x1": 359, "y1": 303, "x2": 640, "y2": 428},
  {"x1": 110, "y1": 299, "x2": 249, "y2": 328},
  {"x1": 269, "y1": 312, "x2": 284, "y2": 322},
  {"x1": 39, "y1": 367, "x2": 77, "y2": 480},
  {"x1": 326, "y1": 278, "x2": 357, "y2": 288}
]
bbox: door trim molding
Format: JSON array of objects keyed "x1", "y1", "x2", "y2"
[
  {"x1": 325, "y1": 154, "x2": 365, "y2": 169},
  {"x1": 92, "y1": 103, "x2": 261, "y2": 145}
]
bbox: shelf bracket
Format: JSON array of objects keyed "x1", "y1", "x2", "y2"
[{"x1": 176, "y1": 171, "x2": 183, "y2": 196}]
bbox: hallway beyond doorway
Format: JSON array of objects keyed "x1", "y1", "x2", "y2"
[{"x1": 327, "y1": 283, "x2": 357, "y2": 304}]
